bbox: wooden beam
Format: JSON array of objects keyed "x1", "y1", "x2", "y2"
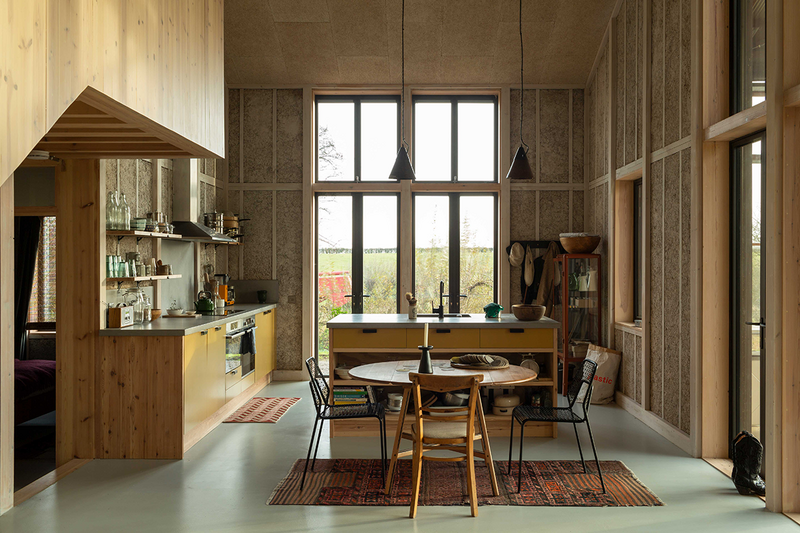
[
  {"x1": 703, "y1": 101, "x2": 767, "y2": 141},
  {"x1": 0, "y1": 178, "x2": 14, "y2": 514},
  {"x1": 14, "y1": 206, "x2": 57, "y2": 217}
]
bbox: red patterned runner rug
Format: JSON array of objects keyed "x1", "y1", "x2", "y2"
[
  {"x1": 224, "y1": 397, "x2": 300, "y2": 423},
  {"x1": 269, "y1": 459, "x2": 662, "y2": 507}
]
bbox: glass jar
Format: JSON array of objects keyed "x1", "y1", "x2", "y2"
[
  {"x1": 120, "y1": 193, "x2": 132, "y2": 231},
  {"x1": 123, "y1": 288, "x2": 146, "y2": 324},
  {"x1": 143, "y1": 295, "x2": 152, "y2": 322}
]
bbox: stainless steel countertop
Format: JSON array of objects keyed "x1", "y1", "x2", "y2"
[
  {"x1": 326, "y1": 313, "x2": 559, "y2": 329},
  {"x1": 100, "y1": 303, "x2": 278, "y2": 337}
]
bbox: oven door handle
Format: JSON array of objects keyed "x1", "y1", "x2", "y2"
[{"x1": 225, "y1": 326, "x2": 257, "y2": 339}]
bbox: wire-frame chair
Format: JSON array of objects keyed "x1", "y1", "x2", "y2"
[
  {"x1": 506, "y1": 358, "x2": 605, "y2": 493},
  {"x1": 300, "y1": 357, "x2": 387, "y2": 490}
]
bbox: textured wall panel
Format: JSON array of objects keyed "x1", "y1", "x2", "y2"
[
  {"x1": 242, "y1": 90, "x2": 274, "y2": 183},
  {"x1": 680, "y1": 148, "x2": 692, "y2": 432},
  {"x1": 572, "y1": 90, "x2": 585, "y2": 183},
  {"x1": 624, "y1": 0, "x2": 639, "y2": 165},
  {"x1": 615, "y1": 328, "x2": 625, "y2": 392},
  {"x1": 539, "y1": 191, "x2": 570, "y2": 240},
  {"x1": 635, "y1": 333, "x2": 643, "y2": 404},
  {"x1": 680, "y1": 0, "x2": 692, "y2": 139},
  {"x1": 161, "y1": 165, "x2": 174, "y2": 224},
  {"x1": 585, "y1": 81, "x2": 596, "y2": 181},
  {"x1": 637, "y1": 0, "x2": 644, "y2": 159},
  {"x1": 227, "y1": 191, "x2": 241, "y2": 277},
  {"x1": 663, "y1": 0, "x2": 681, "y2": 147},
  {"x1": 649, "y1": 159, "x2": 664, "y2": 416},
  {"x1": 624, "y1": 330, "x2": 636, "y2": 398},
  {"x1": 228, "y1": 89, "x2": 241, "y2": 183},
  {"x1": 241, "y1": 190, "x2": 273, "y2": 278},
  {"x1": 509, "y1": 190, "x2": 536, "y2": 305},
  {"x1": 136, "y1": 161, "x2": 154, "y2": 218},
  {"x1": 662, "y1": 152, "x2": 681, "y2": 427},
  {"x1": 276, "y1": 191, "x2": 304, "y2": 371},
  {"x1": 596, "y1": 48, "x2": 609, "y2": 178},
  {"x1": 276, "y1": 89, "x2": 304, "y2": 183},
  {"x1": 572, "y1": 190, "x2": 584, "y2": 233},
  {"x1": 650, "y1": 0, "x2": 664, "y2": 151},
  {"x1": 616, "y1": 14, "x2": 625, "y2": 167},
  {"x1": 539, "y1": 90, "x2": 570, "y2": 183},
  {"x1": 509, "y1": 89, "x2": 537, "y2": 177}
]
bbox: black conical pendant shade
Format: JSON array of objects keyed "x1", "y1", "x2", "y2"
[
  {"x1": 389, "y1": 145, "x2": 416, "y2": 180},
  {"x1": 506, "y1": 145, "x2": 534, "y2": 180}
]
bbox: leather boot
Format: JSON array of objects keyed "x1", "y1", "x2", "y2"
[{"x1": 731, "y1": 431, "x2": 766, "y2": 497}]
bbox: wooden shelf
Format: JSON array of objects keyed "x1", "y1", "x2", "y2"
[
  {"x1": 106, "y1": 230, "x2": 183, "y2": 239},
  {"x1": 106, "y1": 274, "x2": 183, "y2": 283}
]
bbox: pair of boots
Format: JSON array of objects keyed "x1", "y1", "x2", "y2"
[{"x1": 731, "y1": 431, "x2": 766, "y2": 496}]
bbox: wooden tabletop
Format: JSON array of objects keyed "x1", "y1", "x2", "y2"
[{"x1": 348, "y1": 359, "x2": 537, "y2": 386}]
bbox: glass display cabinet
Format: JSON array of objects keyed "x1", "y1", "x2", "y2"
[{"x1": 553, "y1": 254, "x2": 602, "y2": 395}]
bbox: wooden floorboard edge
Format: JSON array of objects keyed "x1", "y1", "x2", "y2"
[
  {"x1": 785, "y1": 513, "x2": 800, "y2": 526},
  {"x1": 14, "y1": 458, "x2": 91, "y2": 506},
  {"x1": 615, "y1": 391, "x2": 693, "y2": 455},
  {"x1": 183, "y1": 372, "x2": 272, "y2": 453}
]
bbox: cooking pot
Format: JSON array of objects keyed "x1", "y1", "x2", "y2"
[{"x1": 492, "y1": 394, "x2": 520, "y2": 416}]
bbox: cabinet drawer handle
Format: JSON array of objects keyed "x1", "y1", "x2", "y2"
[
  {"x1": 435, "y1": 329, "x2": 451, "y2": 334},
  {"x1": 509, "y1": 329, "x2": 524, "y2": 334},
  {"x1": 362, "y1": 329, "x2": 378, "y2": 334},
  {"x1": 263, "y1": 310, "x2": 271, "y2": 315},
  {"x1": 201, "y1": 330, "x2": 209, "y2": 336},
  {"x1": 215, "y1": 326, "x2": 222, "y2": 331}
]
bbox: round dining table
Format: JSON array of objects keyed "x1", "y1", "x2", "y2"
[{"x1": 349, "y1": 359, "x2": 538, "y2": 495}]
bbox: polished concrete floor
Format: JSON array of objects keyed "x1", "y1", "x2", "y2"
[{"x1": 0, "y1": 380, "x2": 795, "y2": 532}]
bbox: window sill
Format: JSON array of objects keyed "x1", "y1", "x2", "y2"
[{"x1": 615, "y1": 321, "x2": 643, "y2": 335}]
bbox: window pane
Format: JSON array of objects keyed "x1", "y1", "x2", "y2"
[
  {"x1": 733, "y1": 0, "x2": 766, "y2": 112},
  {"x1": 317, "y1": 196, "x2": 352, "y2": 362},
  {"x1": 414, "y1": 196, "x2": 449, "y2": 306},
  {"x1": 28, "y1": 216, "x2": 56, "y2": 323},
  {"x1": 458, "y1": 102, "x2": 495, "y2": 181},
  {"x1": 317, "y1": 102, "x2": 354, "y2": 181},
  {"x1": 414, "y1": 102, "x2": 451, "y2": 181},
  {"x1": 363, "y1": 196, "x2": 398, "y2": 313},
  {"x1": 459, "y1": 196, "x2": 494, "y2": 312},
  {"x1": 361, "y1": 102, "x2": 398, "y2": 181}
]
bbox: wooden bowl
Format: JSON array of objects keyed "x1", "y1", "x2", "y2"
[
  {"x1": 512, "y1": 304, "x2": 545, "y2": 321},
  {"x1": 559, "y1": 234, "x2": 601, "y2": 254},
  {"x1": 151, "y1": 309, "x2": 162, "y2": 320}
]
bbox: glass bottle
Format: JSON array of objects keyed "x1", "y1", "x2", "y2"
[
  {"x1": 120, "y1": 193, "x2": 131, "y2": 230},
  {"x1": 112, "y1": 191, "x2": 122, "y2": 230},
  {"x1": 106, "y1": 191, "x2": 117, "y2": 230},
  {"x1": 143, "y1": 295, "x2": 152, "y2": 322},
  {"x1": 124, "y1": 288, "x2": 145, "y2": 324}
]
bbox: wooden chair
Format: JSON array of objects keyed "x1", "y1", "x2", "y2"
[{"x1": 401, "y1": 373, "x2": 497, "y2": 518}]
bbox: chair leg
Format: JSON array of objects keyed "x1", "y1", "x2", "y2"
[
  {"x1": 300, "y1": 416, "x2": 320, "y2": 490},
  {"x1": 409, "y1": 440, "x2": 423, "y2": 518},
  {"x1": 507, "y1": 415, "x2": 515, "y2": 475},
  {"x1": 585, "y1": 418, "x2": 606, "y2": 493},
  {"x1": 466, "y1": 436, "x2": 478, "y2": 517},
  {"x1": 517, "y1": 422, "x2": 526, "y2": 493},
  {"x1": 311, "y1": 418, "x2": 325, "y2": 470},
  {"x1": 573, "y1": 423, "x2": 587, "y2": 473},
  {"x1": 378, "y1": 417, "x2": 387, "y2": 486}
]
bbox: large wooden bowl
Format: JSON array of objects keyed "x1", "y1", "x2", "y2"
[
  {"x1": 559, "y1": 234, "x2": 601, "y2": 254},
  {"x1": 511, "y1": 304, "x2": 545, "y2": 321}
]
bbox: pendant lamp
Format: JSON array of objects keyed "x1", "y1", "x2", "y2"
[
  {"x1": 389, "y1": 0, "x2": 416, "y2": 180},
  {"x1": 506, "y1": 0, "x2": 534, "y2": 180}
]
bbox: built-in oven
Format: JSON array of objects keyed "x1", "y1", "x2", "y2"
[{"x1": 225, "y1": 315, "x2": 256, "y2": 378}]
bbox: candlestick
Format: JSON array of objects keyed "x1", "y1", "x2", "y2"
[
  {"x1": 417, "y1": 345, "x2": 433, "y2": 374},
  {"x1": 423, "y1": 322, "x2": 429, "y2": 347}
]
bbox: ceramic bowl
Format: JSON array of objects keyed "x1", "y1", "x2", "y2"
[
  {"x1": 166, "y1": 308, "x2": 184, "y2": 316},
  {"x1": 334, "y1": 367, "x2": 353, "y2": 380},
  {"x1": 512, "y1": 304, "x2": 545, "y2": 321}
]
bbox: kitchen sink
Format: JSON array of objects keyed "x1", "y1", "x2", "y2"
[{"x1": 417, "y1": 313, "x2": 472, "y2": 318}]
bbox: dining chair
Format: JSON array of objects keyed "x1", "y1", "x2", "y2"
[
  {"x1": 507, "y1": 358, "x2": 605, "y2": 493},
  {"x1": 403, "y1": 372, "x2": 496, "y2": 518},
  {"x1": 300, "y1": 357, "x2": 387, "y2": 490}
]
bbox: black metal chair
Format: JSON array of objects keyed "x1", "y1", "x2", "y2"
[
  {"x1": 300, "y1": 357, "x2": 387, "y2": 490},
  {"x1": 507, "y1": 358, "x2": 605, "y2": 493}
]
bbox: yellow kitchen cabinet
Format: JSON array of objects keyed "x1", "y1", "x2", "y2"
[
  {"x1": 184, "y1": 330, "x2": 209, "y2": 434},
  {"x1": 479, "y1": 327, "x2": 553, "y2": 349},
  {"x1": 333, "y1": 327, "x2": 406, "y2": 349},
  {"x1": 255, "y1": 309, "x2": 276, "y2": 380},
  {"x1": 207, "y1": 325, "x2": 227, "y2": 415},
  {"x1": 407, "y1": 327, "x2": 480, "y2": 349}
]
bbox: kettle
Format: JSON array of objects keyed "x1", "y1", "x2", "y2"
[{"x1": 195, "y1": 291, "x2": 215, "y2": 312}]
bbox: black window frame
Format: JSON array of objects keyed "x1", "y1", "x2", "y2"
[
  {"x1": 633, "y1": 178, "x2": 643, "y2": 322},
  {"x1": 315, "y1": 95, "x2": 401, "y2": 183},
  {"x1": 730, "y1": 0, "x2": 766, "y2": 114},
  {"x1": 411, "y1": 94, "x2": 499, "y2": 183},
  {"x1": 411, "y1": 192, "x2": 498, "y2": 314}
]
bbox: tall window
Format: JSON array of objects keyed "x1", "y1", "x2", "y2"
[
  {"x1": 633, "y1": 179, "x2": 643, "y2": 322},
  {"x1": 731, "y1": 0, "x2": 766, "y2": 113},
  {"x1": 28, "y1": 216, "x2": 57, "y2": 323},
  {"x1": 316, "y1": 96, "x2": 400, "y2": 182},
  {"x1": 412, "y1": 95, "x2": 498, "y2": 182}
]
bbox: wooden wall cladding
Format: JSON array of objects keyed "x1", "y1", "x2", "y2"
[
  {"x1": 615, "y1": 326, "x2": 643, "y2": 405},
  {"x1": 0, "y1": 179, "x2": 14, "y2": 513},
  {"x1": 648, "y1": 148, "x2": 692, "y2": 433},
  {"x1": 615, "y1": 0, "x2": 645, "y2": 168},
  {"x1": 2, "y1": 0, "x2": 225, "y2": 184},
  {"x1": 97, "y1": 336, "x2": 184, "y2": 459},
  {"x1": 650, "y1": 0, "x2": 692, "y2": 152}
]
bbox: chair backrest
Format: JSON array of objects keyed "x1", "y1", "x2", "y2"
[
  {"x1": 567, "y1": 358, "x2": 598, "y2": 411},
  {"x1": 305, "y1": 356, "x2": 330, "y2": 410},
  {"x1": 409, "y1": 373, "x2": 483, "y2": 441}
]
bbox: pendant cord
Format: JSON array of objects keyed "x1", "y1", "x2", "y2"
[
  {"x1": 401, "y1": 0, "x2": 407, "y2": 149},
  {"x1": 519, "y1": 0, "x2": 528, "y2": 152}
]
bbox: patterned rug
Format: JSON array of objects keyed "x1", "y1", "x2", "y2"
[
  {"x1": 223, "y1": 397, "x2": 300, "y2": 423},
  {"x1": 268, "y1": 458, "x2": 662, "y2": 507}
]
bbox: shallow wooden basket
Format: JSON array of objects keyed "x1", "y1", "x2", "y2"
[{"x1": 559, "y1": 235, "x2": 601, "y2": 254}]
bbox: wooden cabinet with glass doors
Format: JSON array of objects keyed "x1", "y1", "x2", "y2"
[{"x1": 553, "y1": 254, "x2": 601, "y2": 395}]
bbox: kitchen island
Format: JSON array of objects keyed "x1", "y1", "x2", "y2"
[
  {"x1": 97, "y1": 303, "x2": 278, "y2": 459},
  {"x1": 326, "y1": 313, "x2": 560, "y2": 438}
]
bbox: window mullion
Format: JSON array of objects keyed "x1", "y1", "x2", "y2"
[
  {"x1": 449, "y1": 192, "x2": 460, "y2": 313},
  {"x1": 451, "y1": 97, "x2": 458, "y2": 182},
  {"x1": 352, "y1": 193, "x2": 363, "y2": 313},
  {"x1": 354, "y1": 99, "x2": 361, "y2": 182}
]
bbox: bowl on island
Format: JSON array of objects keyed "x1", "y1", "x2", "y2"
[
  {"x1": 511, "y1": 304, "x2": 545, "y2": 321},
  {"x1": 166, "y1": 308, "x2": 184, "y2": 316}
]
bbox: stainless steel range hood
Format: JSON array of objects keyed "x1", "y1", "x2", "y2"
[{"x1": 172, "y1": 160, "x2": 235, "y2": 243}]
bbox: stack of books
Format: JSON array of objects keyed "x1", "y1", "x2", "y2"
[{"x1": 333, "y1": 386, "x2": 373, "y2": 405}]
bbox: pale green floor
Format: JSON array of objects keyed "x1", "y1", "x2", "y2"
[{"x1": 0, "y1": 380, "x2": 795, "y2": 533}]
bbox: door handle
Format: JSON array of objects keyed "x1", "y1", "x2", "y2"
[
  {"x1": 215, "y1": 326, "x2": 222, "y2": 331},
  {"x1": 435, "y1": 329, "x2": 451, "y2": 334},
  {"x1": 263, "y1": 310, "x2": 271, "y2": 315},
  {"x1": 201, "y1": 330, "x2": 209, "y2": 336},
  {"x1": 362, "y1": 329, "x2": 378, "y2": 334},
  {"x1": 509, "y1": 329, "x2": 525, "y2": 334}
]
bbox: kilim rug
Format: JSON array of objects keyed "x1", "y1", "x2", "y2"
[
  {"x1": 268, "y1": 458, "x2": 662, "y2": 507},
  {"x1": 223, "y1": 397, "x2": 300, "y2": 423}
]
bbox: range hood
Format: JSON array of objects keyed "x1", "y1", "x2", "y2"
[{"x1": 172, "y1": 160, "x2": 236, "y2": 243}]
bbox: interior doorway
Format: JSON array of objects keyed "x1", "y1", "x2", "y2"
[{"x1": 729, "y1": 131, "x2": 766, "y2": 452}]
